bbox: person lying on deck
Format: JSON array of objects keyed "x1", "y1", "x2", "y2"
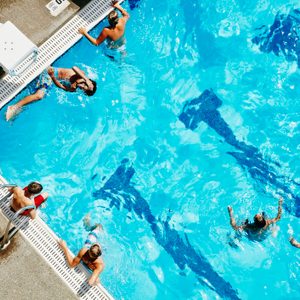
[
  {"x1": 79, "y1": 1, "x2": 130, "y2": 58},
  {"x1": 227, "y1": 198, "x2": 283, "y2": 240},
  {"x1": 58, "y1": 214, "x2": 104, "y2": 286},
  {"x1": 6, "y1": 66, "x2": 97, "y2": 121},
  {"x1": 9, "y1": 181, "x2": 48, "y2": 219}
]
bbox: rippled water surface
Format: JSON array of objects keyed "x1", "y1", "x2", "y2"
[{"x1": 1, "y1": 0, "x2": 300, "y2": 299}]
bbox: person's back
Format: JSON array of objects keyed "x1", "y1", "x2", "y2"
[
  {"x1": 105, "y1": 10, "x2": 127, "y2": 42},
  {"x1": 10, "y1": 187, "x2": 31, "y2": 212},
  {"x1": 79, "y1": 1, "x2": 129, "y2": 49},
  {"x1": 10, "y1": 182, "x2": 48, "y2": 219}
]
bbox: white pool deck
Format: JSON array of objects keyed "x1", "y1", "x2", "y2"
[{"x1": 0, "y1": 0, "x2": 124, "y2": 298}]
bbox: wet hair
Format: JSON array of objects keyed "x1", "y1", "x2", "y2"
[
  {"x1": 244, "y1": 213, "x2": 267, "y2": 230},
  {"x1": 27, "y1": 182, "x2": 43, "y2": 194},
  {"x1": 89, "y1": 244, "x2": 102, "y2": 260},
  {"x1": 108, "y1": 11, "x2": 119, "y2": 28},
  {"x1": 84, "y1": 79, "x2": 97, "y2": 97}
]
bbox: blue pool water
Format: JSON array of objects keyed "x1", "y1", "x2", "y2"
[{"x1": 1, "y1": 0, "x2": 300, "y2": 299}]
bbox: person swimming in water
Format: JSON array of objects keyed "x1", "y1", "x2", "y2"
[
  {"x1": 290, "y1": 236, "x2": 300, "y2": 248},
  {"x1": 58, "y1": 214, "x2": 104, "y2": 286},
  {"x1": 227, "y1": 198, "x2": 283, "y2": 239},
  {"x1": 78, "y1": 1, "x2": 129, "y2": 58},
  {"x1": 6, "y1": 66, "x2": 97, "y2": 121}
]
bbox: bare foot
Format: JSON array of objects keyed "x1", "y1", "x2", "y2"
[
  {"x1": 6, "y1": 105, "x2": 21, "y2": 121},
  {"x1": 83, "y1": 213, "x2": 91, "y2": 230}
]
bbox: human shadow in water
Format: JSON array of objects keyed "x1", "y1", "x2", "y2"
[
  {"x1": 93, "y1": 159, "x2": 240, "y2": 300},
  {"x1": 252, "y1": 9, "x2": 300, "y2": 66},
  {"x1": 179, "y1": 89, "x2": 300, "y2": 216}
]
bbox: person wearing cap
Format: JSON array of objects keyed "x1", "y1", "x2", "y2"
[
  {"x1": 9, "y1": 182, "x2": 48, "y2": 219},
  {"x1": 78, "y1": 1, "x2": 130, "y2": 54},
  {"x1": 58, "y1": 215, "x2": 104, "y2": 286}
]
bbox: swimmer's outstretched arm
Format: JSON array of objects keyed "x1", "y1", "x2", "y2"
[
  {"x1": 88, "y1": 261, "x2": 105, "y2": 286},
  {"x1": 227, "y1": 206, "x2": 243, "y2": 230},
  {"x1": 58, "y1": 239, "x2": 82, "y2": 268},
  {"x1": 78, "y1": 27, "x2": 108, "y2": 46},
  {"x1": 267, "y1": 198, "x2": 283, "y2": 225},
  {"x1": 290, "y1": 237, "x2": 300, "y2": 248},
  {"x1": 113, "y1": 2, "x2": 130, "y2": 20}
]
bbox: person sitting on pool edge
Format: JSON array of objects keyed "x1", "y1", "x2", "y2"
[
  {"x1": 9, "y1": 181, "x2": 48, "y2": 219},
  {"x1": 58, "y1": 214, "x2": 104, "y2": 286},
  {"x1": 6, "y1": 66, "x2": 97, "y2": 121},
  {"x1": 79, "y1": 1, "x2": 129, "y2": 57},
  {"x1": 227, "y1": 198, "x2": 283, "y2": 238}
]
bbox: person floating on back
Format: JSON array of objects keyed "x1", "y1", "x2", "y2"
[
  {"x1": 58, "y1": 214, "x2": 104, "y2": 286},
  {"x1": 79, "y1": 1, "x2": 130, "y2": 58},
  {"x1": 9, "y1": 181, "x2": 48, "y2": 219},
  {"x1": 227, "y1": 198, "x2": 283, "y2": 239},
  {"x1": 6, "y1": 66, "x2": 97, "y2": 121}
]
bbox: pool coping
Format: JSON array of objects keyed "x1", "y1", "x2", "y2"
[{"x1": 0, "y1": 0, "x2": 123, "y2": 110}]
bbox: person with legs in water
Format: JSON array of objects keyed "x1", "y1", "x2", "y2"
[
  {"x1": 79, "y1": 1, "x2": 129, "y2": 56},
  {"x1": 58, "y1": 214, "x2": 104, "y2": 286},
  {"x1": 6, "y1": 66, "x2": 97, "y2": 121},
  {"x1": 227, "y1": 198, "x2": 283, "y2": 238}
]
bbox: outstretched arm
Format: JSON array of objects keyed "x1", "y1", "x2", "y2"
[
  {"x1": 113, "y1": 2, "x2": 130, "y2": 20},
  {"x1": 88, "y1": 262, "x2": 105, "y2": 286},
  {"x1": 227, "y1": 206, "x2": 242, "y2": 230},
  {"x1": 78, "y1": 27, "x2": 108, "y2": 46},
  {"x1": 268, "y1": 198, "x2": 283, "y2": 225},
  {"x1": 290, "y1": 237, "x2": 300, "y2": 248},
  {"x1": 58, "y1": 240, "x2": 82, "y2": 268}
]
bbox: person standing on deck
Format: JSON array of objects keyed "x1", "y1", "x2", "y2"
[{"x1": 78, "y1": 1, "x2": 130, "y2": 57}]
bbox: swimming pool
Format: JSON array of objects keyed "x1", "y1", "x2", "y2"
[{"x1": 1, "y1": 0, "x2": 300, "y2": 298}]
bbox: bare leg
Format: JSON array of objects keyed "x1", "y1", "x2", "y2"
[
  {"x1": 83, "y1": 213, "x2": 103, "y2": 231},
  {"x1": 6, "y1": 89, "x2": 45, "y2": 121}
]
